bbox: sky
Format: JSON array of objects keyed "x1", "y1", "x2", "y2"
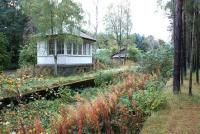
[{"x1": 74, "y1": 0, "x2": 171, "y2": 41}]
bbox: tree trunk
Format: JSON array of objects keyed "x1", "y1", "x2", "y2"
[
  {"x1": 183, "y1": 10, "x2": 187, "y2": 76},
  {"x1": 196, "y1": 15, "x2": 199, "y2": 84},
  {"x1": 173, "y1": 0, "x2": 183, "y2": 94},
  {"x1": 95, "y1": 0, "x2": 99, "y2": 49},
  {"x1": 189, "y1": 12, "x2": 196, "y2": 96},
  {"x1": 196, "y1": 38, "x2": 199, "y2": 84},
  {"x1": 50, "y1": 9, "x2": 58, "y2": 77},
  {"x1": 54, "y1": 42, "x2": 58, "y2": 77}
]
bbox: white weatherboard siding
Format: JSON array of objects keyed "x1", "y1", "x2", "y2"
[
  {"x1": 37, "y1": 56, "x2": 92, "y2": 65},
  {"x1": 37, "y1": 39, "x2": 93, "y2": 65}
]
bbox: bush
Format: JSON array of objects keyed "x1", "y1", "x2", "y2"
[
  {"x1": 19, "y1": 39, "x2": 37, "y2": 67},
  {"x1": 94, "y1": 49, "x2": 112, "y2": 66},
  {"x1": 128, "y1": 45, "x2": 141, "y2": 62},
  {"x1": 139, "y1": 45, "x2": 173, "y2": 78},
  {"x1": 133, "y1": 82, "x2": 166, "y2": 115},
  {"x1": 58, "y1": 87, "x2": 76, "y2": 103},
  {"x1": 94, "y1": 71, "x2": 113, "y2": 86}
]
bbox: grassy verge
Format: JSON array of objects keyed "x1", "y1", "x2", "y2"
[{"x1": 141, "y1": 78, "x2": 200, "y2": 134}]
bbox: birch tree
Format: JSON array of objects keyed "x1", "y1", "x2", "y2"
[{"x1": 21, "y1": 0, "x2": 83, "y2": 76}]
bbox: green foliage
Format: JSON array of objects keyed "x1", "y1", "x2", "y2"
[
  {"x1": 95, "y1": 49, "x2": 112, "y2": 66},
  {"x1": 80, "y1": 87, "x2": 107, "y2": 100},
  {"x1": 19, "y1": 39, "x2": 37, "y2": 67},
  {"x1": 58, "y1": 87, "x2": 76, "y2": 103},
  {"x1": 94, "y1": 71, "x2": 113, "y2": 86},
  {"x1": 118, "y1": 96, "x2": 134, "y2": 112},
  {"x1": 133, "y1": 79, "x2": 167, "y2": 115},
  {"x1": 133, "y1": 89, "x2": 166, "y2": 115},
  {"x1": 128, "y1": 45, "x2": 141, "y2": 62},
  {"x1": 1, "y1": 99, "x2": 62, "y2": 129},
  {"x1": 0, "y1": 32, "x2": 10, "y2": 71},
  {"x1": 97, "y1": 33, "x2": 119, "y2": 49},
  {"x1": 21, "y1": 0, "x2": 83, "y2": 35},
  {"x1": 139, "y1": 45, "x2": 173, "y2": 78},
  {"x1": 104, "y1": 1, "x2": 132, "y2": 47},
  {"x1": 0, "y1": 1, "x2": 27, "y2": 69}
]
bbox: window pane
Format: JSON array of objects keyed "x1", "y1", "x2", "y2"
[
  {"x1": 83, "y1": 44, "x2": 86, "y2": 55},
  {"x1": 67, "y1": 43, "x2": 72, "y2": 55},
  {"x1": 86, "y1": 44, "x2": 90, "y2": 55},
  {"x1": 88, "y1": 44, "x2": 91, "y2": 55},
  {"x1": 57, "y1": 39, "x2": 64, "y2": 54},
  {"x1": 48, "y1": 39, "x2": 55, "y2": 55},
  {"x1": 73, "y1": 44, "x2": 78, "y2": 55},
  {"x1": 78, "y1": 44, "x2": 82, "y2": 55}
]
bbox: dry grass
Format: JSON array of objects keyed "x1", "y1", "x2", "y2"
[{"x1": 141, "y1": 77, "x2": 200, "y2": 134}]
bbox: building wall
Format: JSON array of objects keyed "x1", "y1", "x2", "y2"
[
  {"x1": 37, "y1": 39, "x2": 93, "y2": 65},
  {"x1": 37, "y1": 55, "x2": 92, "y2": 65}
]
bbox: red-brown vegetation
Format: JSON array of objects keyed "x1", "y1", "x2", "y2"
[{"x1": 53, "y1": 73, "x2": 149, "y2": 134}]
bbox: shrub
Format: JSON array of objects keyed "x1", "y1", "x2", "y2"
[
  {"x1": 94, "y1": 49, "x2": 112, "y2": 66},
  {"x1": 94, "y1": 70, "x2": 124, "y2": 86},
  {"x1": 94, "y1": 71, "x2": 114, "y2": 86},
  {"x1": 133, "y1": 81, "x2": 166, "y2": 115},
  {"x1": 128, "y1": 45, "x2": 141, "y2": 62},
  {"x1": 58, "y1": 87, "x2": 76, "y2": 103},
  {"x1": 139, "y1": 45, "x2": 173, "y2": 78},
  {"x1": 19, "y1": 38, "x2": 37, "y2": 67}
]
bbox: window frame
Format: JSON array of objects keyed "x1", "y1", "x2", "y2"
[
  {"x1": 48, "y1": 39, "x2": 55, "y2": 55},
  {"x1": 73, "y1": 43, "x2": 78, "y2": 55},
  {"x1": 78, "y1": 44, "x2": 83, "y2": 55},
  {"x1": 56, "y1": 39, "x2": 64, "y2": 55},
  {"x1": 66, "y1": 42, "x2": 72, "y2": 55},
  {"x1": 83, "y1": 44, "x2": 86, "y2": 55}
]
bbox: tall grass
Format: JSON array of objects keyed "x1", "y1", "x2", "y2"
[{"x1": 52, "y1": 73, "x2": 149, "y2": 134}]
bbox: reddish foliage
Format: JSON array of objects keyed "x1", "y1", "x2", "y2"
[{"x1": 34, "y1": 118, "x2": 44, "y2": 134}]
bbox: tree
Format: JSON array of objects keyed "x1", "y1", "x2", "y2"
[
  {"x1": 95, "y1": 0, "x2": 99, "y2": 48},
  {"x1": 128, "y1": 45, "x2": 141, "y2": 62},
  {"x1": 189, "y1": 10, "x2": 195, "y2": 96},
  {"x1": 0, "y1": 32, "x2": 10, "y2": 71},
  {"x1": 173, "y1": 0, "x2": 183, "y2": 95},
  {"x1": 19, "y1": 38, "x2": 37, "y2": 76},
  {"x1": 161, "y1": 0, "x2": 200, "y2": 96},
  {"x1": 21, "y1": 0, "x2": 83, "y2": 76},
  {"x1": 0, "y1": 0, "x2": 27, "y2": 69},
  {"x1": 104, "y1": 0, "x2": 132, "y2": 49}
]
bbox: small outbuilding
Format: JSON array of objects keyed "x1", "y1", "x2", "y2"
[
  {"x1": 111, "y1": 48, "x2": 129, "y2": 64},
  {"x1": 36, "y1": 29, "x2": 96, "y2": 76},
  {"x1": 111, "y1": 48, "x2": 129, "y2": 59}
]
